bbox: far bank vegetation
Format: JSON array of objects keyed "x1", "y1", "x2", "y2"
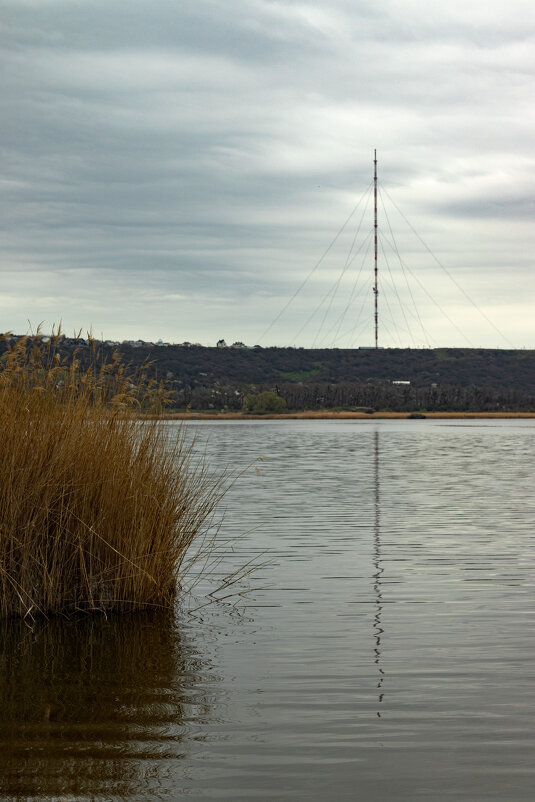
[{"x1": 244, "y1": 391, "x2": 287, "y2": 414}]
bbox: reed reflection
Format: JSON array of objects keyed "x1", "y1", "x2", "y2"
[
  {"x1": 372, "y1": 429, "x2": 385, "y2": 717},
  {"x1": 0, "y1": 611, "x2": 216, "y2": 799}
]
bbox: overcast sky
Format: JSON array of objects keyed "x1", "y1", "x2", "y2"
[{"x1": 1, "y1": 0, "x2": 534, "y2": 348}]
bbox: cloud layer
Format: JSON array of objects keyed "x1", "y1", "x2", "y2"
[{"x1": 1, "y1": 0, "x2": 534, "y2": 347}]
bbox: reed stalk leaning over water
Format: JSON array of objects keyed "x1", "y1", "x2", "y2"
[{"x1": 0, "y1": 330, "x2": 225, "y2": 619}]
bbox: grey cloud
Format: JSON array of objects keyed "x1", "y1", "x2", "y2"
[{"x1": 0, "y1": 0, "x2": 534, "y2": 346}]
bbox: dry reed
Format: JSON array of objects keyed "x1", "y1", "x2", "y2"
[{"x1": 0, "y1": 330, "x2": 224, "y2": 619}]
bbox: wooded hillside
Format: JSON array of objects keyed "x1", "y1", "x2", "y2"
[
  {"x1": 2, "y1": 336, "x2": 534, "y2": 411},
  {"x1": 116, "y1": 344, "x2": 535, "y2": 393}
]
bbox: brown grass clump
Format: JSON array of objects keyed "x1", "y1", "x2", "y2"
[{"x1": 0, "y1": 330, "x2": 223, "y2": 619}]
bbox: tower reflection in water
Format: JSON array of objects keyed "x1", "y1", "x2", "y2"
[
  {"x1": 0, "y1": 611, "x2": 217, "y2": 799},
  {"x1": 372, "y1": 429, "x2": 385, "y2": 717}
]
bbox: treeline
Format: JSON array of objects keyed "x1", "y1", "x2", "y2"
[
  {"x1": 177, "y1": 382, "x2": 534, "y2": 413},
  {"x1": 276, "y1": 382, "x2": 534, "y2": 413}
]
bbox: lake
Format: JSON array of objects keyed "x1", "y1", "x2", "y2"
[{"x1": 1, "y1": 419, "x2": 534, "y2": 800}]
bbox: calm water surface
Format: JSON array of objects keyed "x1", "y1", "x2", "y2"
[{"x1": 1, "y1": 420, "x2": 534, "y2": 800}]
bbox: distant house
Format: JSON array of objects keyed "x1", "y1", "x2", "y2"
[
  {"x1": 392, "y1": 380, "x2": 411, "y2": 385},
  {"x1": 216, "y1": 339, "x2": 227, "y2": 348},
  {"x1": 231, "y1": 341, "x2": 248, "y2": 349}
]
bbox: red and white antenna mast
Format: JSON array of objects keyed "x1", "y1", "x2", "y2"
[{"x1": 373, "y1": 149, "x2": 379, "y2": 349}]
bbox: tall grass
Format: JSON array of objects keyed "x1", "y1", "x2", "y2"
[{"x1": 0, "y1": 331, "x2": 224, "y2": 619}]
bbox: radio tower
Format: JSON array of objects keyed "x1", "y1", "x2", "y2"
[{"x1": 373, "y1": 149, "x2": 379, "y2": 349}]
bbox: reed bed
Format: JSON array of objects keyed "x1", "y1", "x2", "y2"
[{"x1": 0, "y1": 332, "x2": 224, "y2": 619}]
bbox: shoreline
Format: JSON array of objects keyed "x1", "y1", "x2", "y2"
[{"x1": 154, "y1": 411, "x2": 535, "y2": 421}]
